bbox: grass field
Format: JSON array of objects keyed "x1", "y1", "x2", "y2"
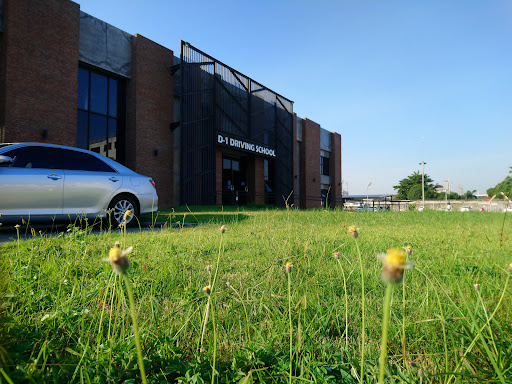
[{"x1": 1, "y1": 208, "x2": 511, "y2": 383}]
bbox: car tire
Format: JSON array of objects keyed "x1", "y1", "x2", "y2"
[{"x1": 108, "y1": 195, "x2": 139, "y2": 228}]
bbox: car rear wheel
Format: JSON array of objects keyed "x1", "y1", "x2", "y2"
[{"x1": 108, "y1": 195, "x2": 139, "y2": 227}]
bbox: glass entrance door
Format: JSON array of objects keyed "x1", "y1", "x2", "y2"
[{"x1": 222, "y1": 156, "x2": 248, "y2": 205}]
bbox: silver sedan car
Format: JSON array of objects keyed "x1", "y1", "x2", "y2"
[{"x1": 0, "y1": 143, "x2": 158, "y2": 226}]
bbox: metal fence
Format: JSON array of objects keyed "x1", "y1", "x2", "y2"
[{"x1": 180, "y1": 41, "x2": 294, "y2": 206}]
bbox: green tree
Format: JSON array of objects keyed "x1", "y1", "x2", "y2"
[
  {"x1": 487, "y1": 175, "x2": 512, "y2": 199},
  {"x1": 393, "y1": 172, "x2": 436, "y2": 200},
  {"x1": 436, "y1": 192, "x2": 461, "y2": 200},
  {"x1": 463, "y1": 190, "x2": 477, "y2": 199},
  {"x1": 448, "y1": 192, "x2": 461, "y2": 200}
]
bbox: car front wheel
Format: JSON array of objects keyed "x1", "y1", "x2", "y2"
[{"x1": 108, "y1": 195, "x2": 139, "y2": 227}]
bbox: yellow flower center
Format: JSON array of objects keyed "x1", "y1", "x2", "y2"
[
  {"x1": 348, "y1": 225, "x2": 357, "y2": 232},
  {"x1": 384, "y1": 248, "x2": 407, "y2": 267},
  {"x1": 109, "y1": 247, "x2": 122, "y2": 262}
]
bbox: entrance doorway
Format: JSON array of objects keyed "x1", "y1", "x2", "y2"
[{"x1": 222, "y1": 156, "x2": 248, "y2": 205}]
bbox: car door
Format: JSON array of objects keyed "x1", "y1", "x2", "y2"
[
  {"x1": 0, "y1": 146, "x2": 63, "y2": 216},
  {"x1": 61, "y1": 149, "x2": 122, "y2": 215}
]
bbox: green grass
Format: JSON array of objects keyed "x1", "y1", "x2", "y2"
[{"x1": 1, "y1": 209, "x2": 511, "y2": 383}]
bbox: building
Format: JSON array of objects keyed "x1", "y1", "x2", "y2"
[{"x1": 0, "y1": 0, "x2": 342, "y2": 209}]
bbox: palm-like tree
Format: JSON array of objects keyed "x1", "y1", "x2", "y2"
[{"x1": 464, "y1": 190, "x2": 477, "y2": 199}]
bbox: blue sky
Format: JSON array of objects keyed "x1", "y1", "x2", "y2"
[{"x1": 75, "y1": 0, "x2": 512, "y2": 195}]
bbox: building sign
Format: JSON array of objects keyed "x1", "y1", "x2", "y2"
[{"x1": 217, "y1": 134, "x2": 276, "y2": 158}]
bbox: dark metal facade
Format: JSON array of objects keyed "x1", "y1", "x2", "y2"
[{"x1": 180, "y1": 41, "x2": 294, "y2": 206}]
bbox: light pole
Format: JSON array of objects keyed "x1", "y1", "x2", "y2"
[
  {"x1": 367, "y1": 182, "x2": 372, "y2": 207},
  {"x1": 444, "y1": 179, "x2": 450, "y2": 209},
  {"x1": 419, "y1": 137, "x2": 426, "y2": 208}
]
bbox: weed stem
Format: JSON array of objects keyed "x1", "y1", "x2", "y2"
[
  {"x1": 122, "y1": 274, "x2": 147, "y2": 384},
  {"x1": 379, "y1": 284, "x2": 393, "y2": 384},
  {"x1": 355, "y1": 239, "x2": 365, "y2": 382}
]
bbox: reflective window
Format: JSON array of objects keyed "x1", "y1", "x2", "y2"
[
  {"x1": 321, "y1": 156, "x2": 330, "y2": 176},
  {"x1": 108, "y1": 118, "x2": 117, "y2": 160},
  {"x1": 5, "y1": 147, "x2": 61, "y2": 169},
  {"x1": 108, "y1": 78, "x2": 117, "y2": 117},
  {"x1": 62, "y1": 149, "x2": 115, "y2": 172},
  {"x1": 90, "y1": 72, "x2": 108, "y2": 115},
  {"x1": 77, "y1": 111, "x2": 88, "y2": 149},
  {"x1": 89, "y1": 114, "x2": 107, "y2": 155},
  {"x1": 77, "y1": 68, "x2": 89, "y2": 110},
  {"x1": 77, "y1": 67, "x2": 125, "y2": 162}
]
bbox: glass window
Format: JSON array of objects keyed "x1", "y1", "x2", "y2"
[
  {"x1": 232, "y1": 160, "x2": 239, "y2": 171},
  {"x1": 90, "y1": 72, "x2": 108, "y2": 115},
  {"x1": 5, "y1": 146, "x2": 61, "y2": 169},
  {"x1": 77, "y1": 111, "x2": 88, "y2": 149},
  {"x1": 108, "y1": 118, "x2": 117, "y2": 160},
  {"x1": 108, "y1": 78, "x2": 117, "y2": 117},
  {"x1": 62, "y1": 149, "x2": 115, "y2": 172},
  {"x1": 321, "y1": 156, "x2": 330, "y2": 176},
  {"x1": 78, "y1": 68, "x2": 89, "y2": 110},
  {"x1": 89, "y1": 114, "x2": 107, "y2": 156},
  {"x1": 223, "y1": 158, "x2": 231, "y2": 169},
  {"x1": 77, "y1": 67, "x2": 124, "y2": 162}
]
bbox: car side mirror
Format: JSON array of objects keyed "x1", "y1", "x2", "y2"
[{"x1": 0, "y1": 155, "x2": 14, "y2": 166}]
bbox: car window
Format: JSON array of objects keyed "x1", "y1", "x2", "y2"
[
  {"x1": 4, "y1": 146, "x2": 61, "y2": 169},
  {"x1": 62, "y1": 149, "x2": 116, "y2": 173}
]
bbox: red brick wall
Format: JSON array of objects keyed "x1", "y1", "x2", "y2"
[
  {"x1": 253, "y1": 156, "x2": 264, "y2": 204},
  {"x1": 329, "y1": 132, "x2": 342, "y2": 207},
  {"x1": 299, "y1": 118, "x2": 321, "y2": 209},
  {"x1": 1, "y1": 0, "x2": 79, "y2": 145},
  {"x1": 126, "y1": 34, "x2": 174, "y2": 208}
]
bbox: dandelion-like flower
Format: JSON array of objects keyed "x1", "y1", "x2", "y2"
[
  {"x1": 206, "y1": 264, "x2": 212, "y2": 272},
  {"x1": 333, "y1": 251, "x2": 340, "y2": 260},
  {"x1": 123, "y1": 209, "x2": 132, "y2": 223},
  {"x1": 107, "y1": 245, "x2": 133, "y2": 274},
  {"x1": 473, "y1": 284, "x2": 480, "y2": 291},
  {"x1": 348, "y1": 225, "x2": 359, "y2": 239},
  {"x1": 377, "y1": 248, "x2": 414, "y2": 284},
  {"x1": 508, "y1": 263, "x2": 512, "y2": 273},
  {"x1": 403, "y1": 245, "x2": 413, "y2": 255},
  {"x1": 14, "y1": 224, "x2": 20, "y2": 229},
  {"x1": 220, "y1": 225, "x2": 226, "y2": 234},
  {"x1": 285, "y1": 262, "x2": 293, "y2": 274},
  {"x1": 203, "y1": 285, "x2": 211, "y2": 295}
]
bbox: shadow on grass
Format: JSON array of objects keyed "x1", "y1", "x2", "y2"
[{"x1": 140, "y1": 205, "x2": 273, "y2": 225}]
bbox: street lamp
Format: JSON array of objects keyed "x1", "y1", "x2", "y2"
[
  {"x1": 419, "y1": 160, "x2": 426, "y2": 206},
  {"x1": 367, "y1": 182, "x2": 372, "y2": 207},
  {"x1": 419, "y1": 137, "x2": 426, "y2": 208},
  {"x1": 444, "y1": 179, "x2": 450, "y2": 210}
]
